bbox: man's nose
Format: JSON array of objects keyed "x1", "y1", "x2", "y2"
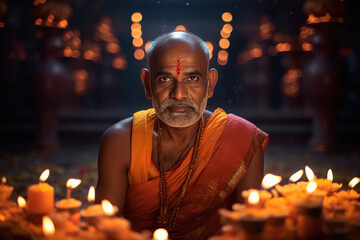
[{"x1": 171, "y1": 81, "x2": 188, "y2": 100}]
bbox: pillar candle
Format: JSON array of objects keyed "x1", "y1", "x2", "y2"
[{"x1": 27, "y1": 182, "x2": 54, "y2": 214}]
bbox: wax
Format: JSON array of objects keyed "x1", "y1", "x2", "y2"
[
  {"x1": 0, "y1": 185, "x2": 13, "y2": 201},
  {"x1": 27, "y1": 182, "x2": 54, "y2": 214}
]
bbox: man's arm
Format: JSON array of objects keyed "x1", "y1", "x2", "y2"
[
  {"x1": 235, "y1": 146, "x2": 264, "y2": 202},
  {"x1": 95, "y1": 117, "x2": 132, "y2": 214}
]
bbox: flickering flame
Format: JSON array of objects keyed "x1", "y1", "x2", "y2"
[
  {"x1": 66, "y1": 179, "x2": 81, "y2": 189},
  {"x1": 248, "y1": 190, "x2": 260, "y2": 205},
  {"x1": 39, "y1": 169, "x2": 50, "y2": 182},
  {"x1": 349, "y1": 177, "x2": 360, "y2": 188},
  {"x1": 289, "y1": 169, "x2": 303, "y2": 182},
  {"x1": 88, "y1": 186, "x2": 95, "y2": 202},
  {"x1": 1, "y1": 177, "x2": 5, "y2": 184},
  {"x1": 153, "y1": 228, "x2": 168, "y2": 240},
  {"x1": 261, "y1": 173, "x2": 282, "y2": 189},
  {"x1": 327, "y1": 169, "x2": 333, "y2": 182},
  {"x1": 305, "y1": 165, "x2": 315, "y2": 181},
  {"x1": 102, "y1": 199, "x2": 115, "y2": 216},
  {"x1": 17, "y1": 196, "x2": 26, "y2": 208},
  {"x1": 42, "y1": 216, "x2": 55, "y2": 237},
  {"x1": 306, "y1": 181, "x2": 317, "y2": 194}
]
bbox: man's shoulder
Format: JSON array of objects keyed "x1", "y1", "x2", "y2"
[
  {"x1": 226, "y1": 113, "x2": 258, "y2": 133},
  {"x1": 102, "y1": 116, "x2": 133, "y2": 140}
]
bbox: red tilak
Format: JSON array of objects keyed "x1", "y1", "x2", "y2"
[{"x1": 176, "y1": 59, "x2": 182, "y2": 76}]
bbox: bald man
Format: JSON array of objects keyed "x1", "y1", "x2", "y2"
[{"x1": 96, "y1": 31, "x2": 269, "y2": 240}]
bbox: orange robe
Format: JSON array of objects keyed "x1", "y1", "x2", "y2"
[{"x1": 124, "y1": 108, "x2": 268, "y2": 240}]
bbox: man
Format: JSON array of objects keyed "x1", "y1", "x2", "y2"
[{"x1": 96, "y1": 31, "x2": 268, "y2": 240}]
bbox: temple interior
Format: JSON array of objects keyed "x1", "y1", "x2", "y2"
[{"x1": 0, "y1": 0, "x2": 359, "y2": 216}]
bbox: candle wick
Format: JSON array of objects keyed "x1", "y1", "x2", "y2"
[{"x1": 66, "y1": 188, "x2": 71, "y2": 199}]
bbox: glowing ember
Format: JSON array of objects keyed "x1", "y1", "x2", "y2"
[
  {"x1": 39, "y1": 169, "x2": 50, "y2": 182},
  {"x1": 306, "y1": 181, "x2": 317, "y2": 194},
  {"x1": 349, "y1": 177, "x2": 360, "y2": 188},
  {"x1": 1, "y1": 177, "x2": 5, "y2": 184},
  {"x1": 248, "y1": 190, "x2": 260, "y2": 205},
  {"x1": 88, "y1": 186, "x2": 95, "y2": 202},
  {"x1": 289, "y1": 169, "x2": 303, "y2": 182},
  {"x1": 17, "y1": 196, "x2": 26, "y2": 208},
  {"x1": 305, "y1": 166, "x2": 315, "y2": 181},
  {"x1": 102, "y1": 199, "x2": 115, "y2": 216},
  {"x1": 153, "y1": 228, "x2": 168, "y2": 240},
  {"x1": 261, "y1": 173, "x2": 282, "y2": 189},
  {"x1": 327, "y1": 169, "x2": 333, "y2": 182},
  {"x1": 42, "y1": 216, "x2": 55, "y2": 237},
  {"x1": 66, "y1": 179, "x2": 81, "y2": 189}
]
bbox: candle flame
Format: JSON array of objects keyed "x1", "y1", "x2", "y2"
[
  {"x1": 88, "y1": 186, "x2": 95, "y2": 202},
  {"x1": 305, "y1": 165, "x2": 315, "y2": 181},
  {"x1": 66, "y1": 179, "x2": 81, "y2": 189},
  {"x1": 42, "y1": 216, "x2": 55, "y2": 237},
  {"x1": 327, "y1": 169, "x2": 333, "y2": 182},
  {"x1": 17, "y1": 196, "x2": 26, "y2": 208},
  {"x1": 289, "y1": 169, "x2": 303, "y2": 182},
  {"x1": 248, "y1": 190, "x2": 260, "y2": 205},
  {"x1": 1, "y1": 177, "x2": 6, "y2": 184},
  {"x1": 306, "y1": 181, "x2": 317, "y2": 194},
  {"x1": 349, "y1": 177, "x2": 360, "y2": 188},
  {"x1": 39, "y1": 169, "x2": 50, "y2": 182},
  {"x1": 153, "y1": 228, "x2": 168, "y2": 240},
  {"x1": 261, "y1": 173, "x2": 282, "y2": 189},
  {"x1": 101, "y1": 199, "x2": 115, "y2": 216}
]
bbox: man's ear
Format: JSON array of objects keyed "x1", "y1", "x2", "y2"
[
  {"x1": 141, "y1": 68, "x2": 152, "y2": 99},
  {"x1": 207, "y1": 68, "x2": 218, "y2": 98}
]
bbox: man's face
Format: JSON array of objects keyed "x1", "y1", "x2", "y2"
[{"x1": 147, "y1": 40, "x2": 209, "y2": 128}]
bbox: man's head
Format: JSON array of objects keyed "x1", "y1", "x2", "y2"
[{"x1": 141, "y1": 31, "x2": 218, "y2": 128}]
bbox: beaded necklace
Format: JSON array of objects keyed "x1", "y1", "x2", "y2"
[{"x1": 156, "y1": 116, "x2": 205, "y2": 231}]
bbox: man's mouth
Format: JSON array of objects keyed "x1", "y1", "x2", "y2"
[{"x1": 169, "y1": 106, "x2": 191, "y2": 112}]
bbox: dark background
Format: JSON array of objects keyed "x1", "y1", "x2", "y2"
[{"x1": 0, "y1": 0, "x2": 359, "y2": 150}]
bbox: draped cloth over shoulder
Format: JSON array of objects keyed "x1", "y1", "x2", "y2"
[{"x1": 124, "y1": 108, "x2": 269, "y2": 240}]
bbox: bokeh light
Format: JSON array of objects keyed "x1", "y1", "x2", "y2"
[
  {"x1": 132, "y1": 38, "x2": 144, "y2": 47},
  {"x1": 131, "y1": 12, "x2": 143, "y2": 22},
  {"x1": 145, "y1": 41, "x2": 152, "y2": 52},
  {"x1": 222, "y1": 12, "x2": 233, "y2": 22},
  {"x1": 174, "y1": 25, "x2": 187, "y2": 31},
  {"x1": 219, "y1": 38, "x2": 230, "y2": 49},
  {"x1": 218, "y1": 50, "x2": 228, "y2": 61},
  {"x1": 134, "y1": 49, "x2": 145, "y2": 60},
  {"x1": 222, "y1": 24, "x2": 233, "y2": 34}
]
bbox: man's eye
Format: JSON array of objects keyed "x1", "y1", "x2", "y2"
[
  {"x1": 159, "y1": 77, "x2": 171, "y2": 82},
  {"x1": 187, "y1": 76, "x2": 199, "y2": 81}
]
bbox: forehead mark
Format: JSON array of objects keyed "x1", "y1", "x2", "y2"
[{"x1": 176, "y1": 59, "x2": 182, "y2": 76}]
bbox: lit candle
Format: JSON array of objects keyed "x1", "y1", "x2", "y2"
[
  {"x1": 335, "y1": 177, "x2": 360, "y2": 201},
  {"x1": 27, "y1": 169, "x2": 54, "y2": 214},
  {"x1": 261, "y1": 173, "x2": 282, "y2": 190},
  {"x1": 296, "y1": 181, "x2": 324, "y2": 239},
  {"x1": 80, "y1": 199, "x2": 118, "y2": 225},
  {"x1": 17, "y1": 196, "x2": 26, "y2": 209},
  {"x1": 55, "y1": 179, "x2": 82, "y2": 214},
  {"x1": 248, "y1": 190, "x2": 260, "y2": 208},
  {"x1": 241, "y1": 189, "x2": 271, "y2": 208},
  {"x1": 305, "y1": 165, "x2": 316, "y2": 181},
  {"x1": 234, "y1": 191, "x2": 269, "y2": 239},
  {"x1": 43, "y1": 215, "x2": 55, "y2": 237},
  {"x1": 66, "y1": 178, "x2": 81, "y2": 199},
  {"x1": 153, "y1": 228, "x2": 168, "y2": 240},
  {"x1": 88, "y1": 186, "x2": 95, "y2": 204},
  {"x1": 0, "y1": 176, "x2": 14, "y2": 201},
  {"x1": 289, "y1": 169, "x2": 303, "y2": 183},
  {"x1": 102, "y1": 199, "x2": 115, "y2": 216}
]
